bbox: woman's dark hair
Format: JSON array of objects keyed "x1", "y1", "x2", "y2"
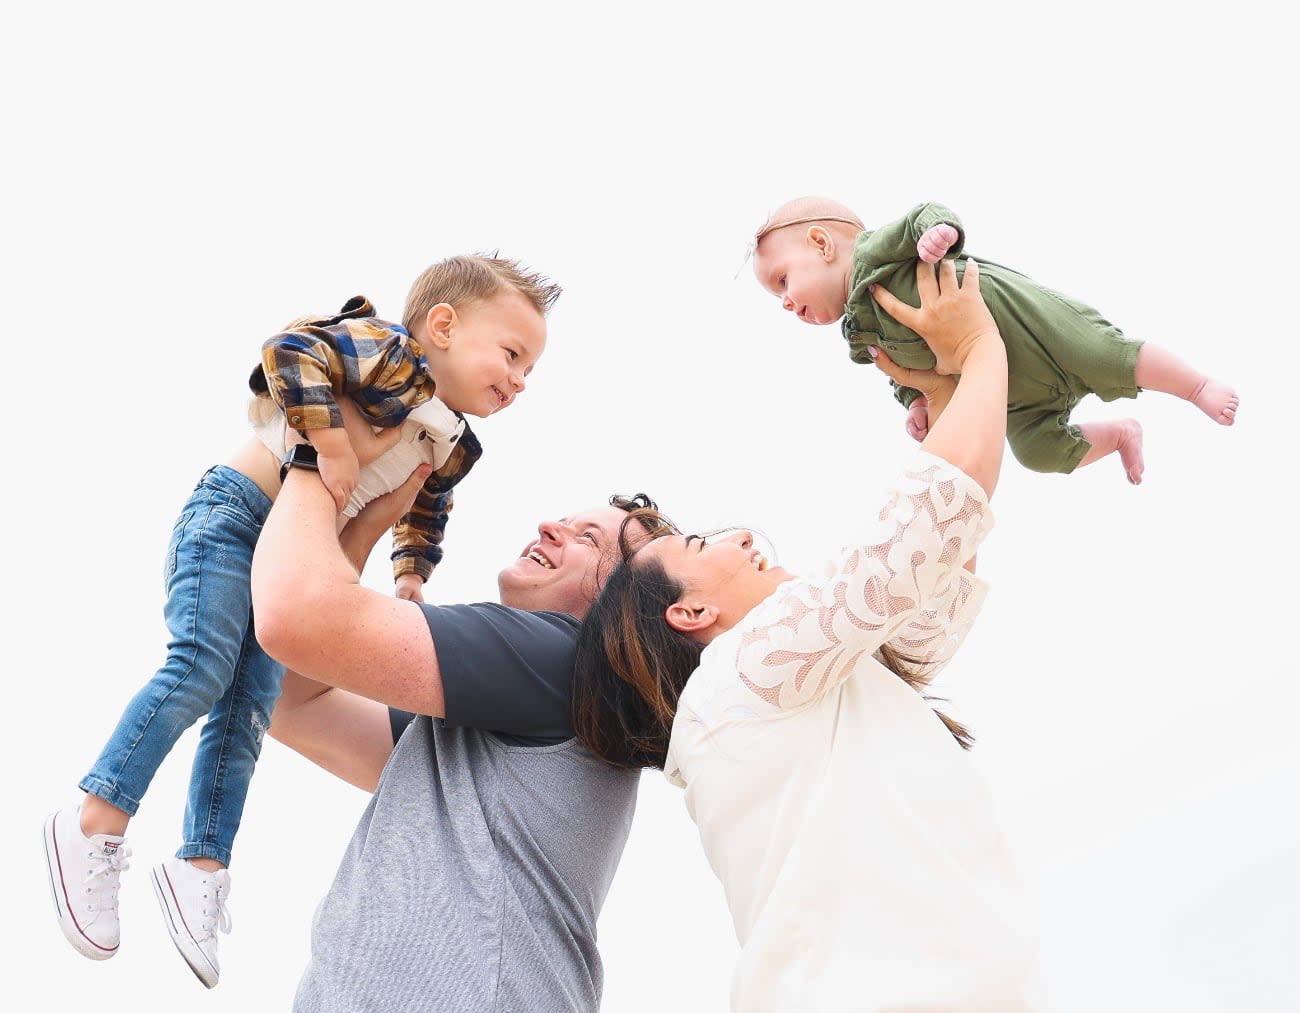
[{"x1": 573, "y1": 510, "x2": 974, "y2": 770}]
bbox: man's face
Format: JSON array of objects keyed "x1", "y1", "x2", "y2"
[{"x1": 498, "y1": 504, "x2": 641, "y2": 617}]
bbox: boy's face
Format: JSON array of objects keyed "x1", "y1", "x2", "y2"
[
  {"x1": 425, "y1": 288, "x2": 547, "y2": 418},
  {"x1": 753, "y1": 227, "x2": 849, "y2": 326}
]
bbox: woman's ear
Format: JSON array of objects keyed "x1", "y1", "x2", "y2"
[
  {"x1": 665, "y1": 600, "x2": 720, "y2": 637},
  {"x1": 424, "y1": 303, "x2": 457, "y2": 349}
]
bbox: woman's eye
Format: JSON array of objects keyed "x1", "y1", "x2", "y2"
[{"x1": 507, "y1": 349, "x2": 519, "y2": 360}]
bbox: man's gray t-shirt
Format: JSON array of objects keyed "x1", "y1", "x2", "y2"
[{"x1": 293, "y1": 603, "x2": 641, "y2": 1013}]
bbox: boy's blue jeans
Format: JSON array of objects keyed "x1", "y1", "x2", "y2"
[{"x1": 80, "y1": 465, "x2": 282, "y2": 867}]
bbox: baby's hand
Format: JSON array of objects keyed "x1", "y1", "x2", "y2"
[
  {"x1": 317, "y1": 449, "x2": 360, "y2": 514},
  {"x1": 916, "y1": 224, "x2": 958, "y2": 265},
  {"x1": 395, "y1": 573, "x2": 425, "y2": 603},
  {"x1": 905, "y1": 396, "x2": 930, "y2": 442}
]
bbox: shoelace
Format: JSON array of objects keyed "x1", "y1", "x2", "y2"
[
  {"x1": 197, "y1": 875, "x2": 233, "y2": 941},
  {"x1": 83, "y1": 843, "x2": 132, "y2": 912}
]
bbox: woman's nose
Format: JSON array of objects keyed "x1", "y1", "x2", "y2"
[
  {"x1": 726, "y1": 530, "x2": 753, "y2": 549},
  {"x1": 782, "y1": 295, "x2": 794, "y2": 312},
  {"x1": 510, "y1": 371, "x2": 526, "y2": 393}
]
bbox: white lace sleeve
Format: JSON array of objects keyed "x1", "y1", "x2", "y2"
[
  {"x1": 733, "y1": 453, "x2": 993, "y2": 709},
  {"x1": 884, "y1": 568, "x2": 988, "y2": 685}
]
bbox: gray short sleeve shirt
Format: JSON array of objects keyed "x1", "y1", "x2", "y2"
[{"x1": 294, "y1": 603, "x2": 641, "y2": 1012}]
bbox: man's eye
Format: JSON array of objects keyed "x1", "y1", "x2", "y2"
[{"x1": 582, "y1": 532, "x2": 598, "y2": 544}]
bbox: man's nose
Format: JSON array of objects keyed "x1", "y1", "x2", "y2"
[{"x1": 537, "y1": 520, "x2": 569, "y2": 543}]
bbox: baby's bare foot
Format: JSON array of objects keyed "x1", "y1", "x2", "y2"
[
  {"x1": 1191, "y1": 379, "x2": 1239, "y2": 425},
  {"x1": 1116, "y1": 418, "x2": 1144, "y2": 485}
]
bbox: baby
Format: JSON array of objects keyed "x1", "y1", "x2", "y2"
[{"x1": 751, "y1": 196, "x2": 1238, "y2": 483}]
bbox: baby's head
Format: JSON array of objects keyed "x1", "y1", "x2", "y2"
[
  {"x1": 403, "y1": 254, "x2": 561, "y2": 418},
  {"x1": 751, "y1": 196, "x2": 863, "y2": 326}
]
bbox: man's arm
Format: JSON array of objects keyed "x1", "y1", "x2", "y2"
[
  {"x1": 254, "y1": 466, "x2": 446, "y2": 715},
  {"x1": 268, "y1": 670, "x2": 396, "y2": 791},
  {"x1": 265, "y1": 460, "x2": 433, "y2": 789}
]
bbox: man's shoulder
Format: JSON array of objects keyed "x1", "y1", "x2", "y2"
[{"x1": 423, "y1": 600, "x2": 580, "y2": 631}]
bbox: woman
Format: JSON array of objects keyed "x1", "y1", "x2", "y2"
[{"x1": 573, "y1": 260, "x2": 1041, "y2": 1011}]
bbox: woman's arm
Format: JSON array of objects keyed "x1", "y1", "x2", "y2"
[
  {"x1": 733, "y1": 261, "x2": 1005, "y2": 709},
  {"x1": 870, "y1": 258, "x2": 1008, "y2": 500}
]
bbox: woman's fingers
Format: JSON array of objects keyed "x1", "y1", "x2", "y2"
[
  {"x1": 868, "y1": 283, "x2": 918, "y2": 328},
  {"x1": 872, "y1": 349, "x2": 910, "y2": 385}
]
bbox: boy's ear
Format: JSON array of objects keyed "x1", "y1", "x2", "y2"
[
  {"x1": 424, "y1": 303, "x2": 457, "y2": 349},
  {"x1": 807, "y1": 225, "x2": 836, "y2": 261},
  {"x1": 665, "y1": 600, "x2": 720, "y2": 637}
]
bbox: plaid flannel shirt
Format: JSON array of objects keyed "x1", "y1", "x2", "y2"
[{"x1": 249, "y1": 296, "x2": 481, "y2": 582}]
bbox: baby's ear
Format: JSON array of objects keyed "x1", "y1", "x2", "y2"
[
  {"x1": 807, "y1": 225, "x2": 835, "y2": 260},
  {"x1": 424, "y1": 303, "x2": 456, "y2": 348}
]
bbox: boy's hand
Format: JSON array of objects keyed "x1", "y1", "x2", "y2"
[
  {"x1": 916, "y1": 224, "x2": 958, "y2": 265},
  {"x1": 318, "y1": 450, "x2": 360, "y2": 514},
  {"x1": 395, "y1": 573, "x2": 425, "y2": 603}
]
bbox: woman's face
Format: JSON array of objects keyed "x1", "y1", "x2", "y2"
[{"x1": 639, "y1": 529, "x2": 790, "y2": 638}]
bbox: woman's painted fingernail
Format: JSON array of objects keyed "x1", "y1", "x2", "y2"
[{"x1": 867, "y1": 347, "x2": 879, "y2": 359}]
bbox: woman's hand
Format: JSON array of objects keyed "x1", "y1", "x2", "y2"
[
  {"x1": 870, "y1": 258, "x2": 998, "y2": 375},
  {"x1": 874, "y1": 355, "x2": 957, "y2": 432}
]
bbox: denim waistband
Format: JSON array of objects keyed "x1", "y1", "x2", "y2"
[{"x1": 196, "y1": 465, "x2": 274, "y2": 525}]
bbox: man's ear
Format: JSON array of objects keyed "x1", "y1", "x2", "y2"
[
  {"x1": 807, "y1": 225, "x2": 836, "y2": 261},
  {"x1": 424, "y1": 303, "x2": 457, "y2": 349},
  {"x1": 665, "y1": 600, "x2": 720, "y2": 637}
]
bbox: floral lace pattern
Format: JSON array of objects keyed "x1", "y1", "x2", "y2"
[{"x1": 732, "y1": 454, "x2": 992, "y2": 711}]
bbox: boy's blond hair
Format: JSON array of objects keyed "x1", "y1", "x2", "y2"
[{"x1": 402, "y1": 254, "x2": 562, "y2": 332}]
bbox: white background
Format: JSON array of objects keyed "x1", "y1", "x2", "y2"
[{"x1": 6, "y1": 3, "x2": 1296, "y2": 1010}]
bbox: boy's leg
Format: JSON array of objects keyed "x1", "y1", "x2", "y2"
[
  {"x1": 78, "y1": 472, "x2": 257, "y2": 824},
  {"x1": 180, "y1": 628, "x2": 283, "y2": 869},
  {"x1": 1135, "y1": 343, "x2": 1239, "y2": 425}
]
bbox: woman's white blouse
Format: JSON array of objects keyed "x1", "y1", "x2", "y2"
[{"x1": 664, "y1": 453, "x2": 1040, "y2": 1012}]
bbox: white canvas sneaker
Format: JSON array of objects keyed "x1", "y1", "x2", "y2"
[
  {"x1": 151, "y1": 857, "x2": 232, "y2": 988},
  {"x1": 42, "y1": 805, "x2": 130, "y2": 960}
]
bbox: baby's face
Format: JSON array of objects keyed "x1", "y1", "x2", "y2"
[
  {"x1": 431, "y1": 289, "x2": 547, "y2": 419},
  {"x1": 753, "y1": 229, "x2": 848, "y2": 327}
]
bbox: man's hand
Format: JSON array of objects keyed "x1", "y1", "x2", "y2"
[
  {"x1": 870, "y1": 258, "x2": 998, "y2": 375},
  {"x1": 339, "y1": 398, "x2": 403, "y2": 468},
  {"x1": 338, "y1": 464, "x2": 433, "y2": 574},
  {"x1": 916, "y1": 223, "x2": 958, "y2": 265}
]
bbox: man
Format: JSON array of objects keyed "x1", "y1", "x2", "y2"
[{"x1": 252, "y1": 443, "x2": 661, "y2": 1012}]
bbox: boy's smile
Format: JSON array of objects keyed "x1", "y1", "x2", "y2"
[{"x1": 423, "y1": 288, "x2": 547, "y2": 419}]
